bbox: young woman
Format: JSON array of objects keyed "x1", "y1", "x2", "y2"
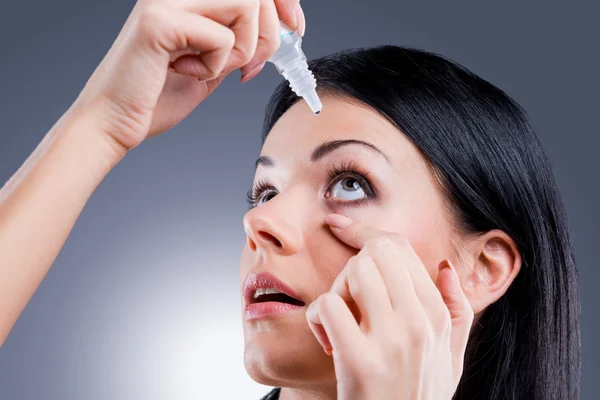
[{"x1": 0, "y1": 1, "x2": 581, "y2": 399}]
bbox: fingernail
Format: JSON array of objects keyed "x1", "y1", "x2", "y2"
[
  {"x1": 240, "y1": 60, "x2": 266, "y2": 83},
  {"x1": 324, "y1": 214, "x2": 352, "y2": 229},
  {"x1": 438, "y1": 259, "x2": 451, "y2": 272},
  {"x1": 295, "y1": 6, "x2": 306, "y2": 37},
  {"x1": 439, "y1": 259, "x2": 459, "y2": 283},
  {"x1": 305, "y1": 301, "x2": 318, "y2": 322},
  {"x1": 290, "y1": 5, "x2": 298, "y2": 30}
]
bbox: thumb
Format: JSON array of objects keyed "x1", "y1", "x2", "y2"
[
  {"x1": 324, "y1": 214, "x2": 391, "y2": 250},
  {"x1": 436, "y1": 259, "x2": 475, "y2": 382}
]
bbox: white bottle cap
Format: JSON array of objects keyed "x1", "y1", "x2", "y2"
[{"x1": 268, "y1": 22, "x2": 322, "y2": 115}]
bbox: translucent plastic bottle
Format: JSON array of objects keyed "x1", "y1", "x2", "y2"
[{"x1": 267, "y1": 22, "x2": 322, "y2": 115}]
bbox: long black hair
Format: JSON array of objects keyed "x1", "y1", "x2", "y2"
[{"x1": 261, "y1": 45, "x2": 581, "y2": 400}]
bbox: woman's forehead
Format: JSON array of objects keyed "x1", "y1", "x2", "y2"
[{"x1": 262, "y1": 96, "x2": 424, "y2": 170}]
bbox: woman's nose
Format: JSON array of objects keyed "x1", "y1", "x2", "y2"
[{"x1": 243, "y1": 206, "x2": 304, "y2": 256}]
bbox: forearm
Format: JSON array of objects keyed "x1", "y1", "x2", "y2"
[{"x1": 0, "y1": 104, "x2": 126, "y2": 346}]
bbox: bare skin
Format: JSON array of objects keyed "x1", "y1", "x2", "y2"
[{"x1": 0, "y1": 0, "x2": 304, "y2": 347}]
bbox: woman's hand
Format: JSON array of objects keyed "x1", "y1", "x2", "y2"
[
  {"x1": 72, "y1": 0, "x2": 305, "y2": 153},
  {"x1": 306, "y1": 214, "x2": 474, "y2": 400}
]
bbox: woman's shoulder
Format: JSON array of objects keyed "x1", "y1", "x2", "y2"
[{"x1": 260, "y1": 387, "x2": 280, "y2": 400}]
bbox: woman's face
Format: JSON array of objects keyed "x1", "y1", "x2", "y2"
[{"x1": 239, "y1": 95, "x2": 458, "y2": 388}]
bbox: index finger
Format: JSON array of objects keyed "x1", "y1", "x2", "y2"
[
  {"x1": 324, "y1": 213, "x2": 392, "y2": 249},
  {"x1": 239, "y1": 0, "x2": 281, "y2": 81},
  {"x1": 274, "y1": 0, "x2": 305, "y2": 36}
]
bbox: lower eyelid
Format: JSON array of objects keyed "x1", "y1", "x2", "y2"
[{"x1": 328, "y1": 198, "x2": 372, "y2": 209}]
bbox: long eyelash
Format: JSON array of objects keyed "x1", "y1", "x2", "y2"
[
  {"x1": 326, "y1": 160, "x2": 371, "y2": 182},
  {"x1": 246, "y1": 179, "x2": 275, "y2": 209},
  {"x1": 325, "y1": 160, "x2": 376, "y2": 203}
]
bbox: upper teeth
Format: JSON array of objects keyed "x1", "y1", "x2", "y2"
[{"x1": 254, "y1": 288, "x2": 283, "y2": 299}]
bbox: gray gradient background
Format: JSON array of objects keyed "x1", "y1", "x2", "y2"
[{"x1": 0, "y1": 0, "x2": 598, "y2": 399}]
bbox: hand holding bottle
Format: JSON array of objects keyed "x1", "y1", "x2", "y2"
[{"x1": 72, "y1": 0, "x2": 305, "y2": 154}]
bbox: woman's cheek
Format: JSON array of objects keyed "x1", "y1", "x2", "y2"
[
  {"x1": 309, "y1": 231, "x2": 353, "y2": 289},
  {"x1": 239, "y1": 245, "x2": 254, "y2": 279}
]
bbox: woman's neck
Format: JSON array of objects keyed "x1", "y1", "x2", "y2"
[{"x1": 278, "y1": 384, "x2": 337, "y2": 400}]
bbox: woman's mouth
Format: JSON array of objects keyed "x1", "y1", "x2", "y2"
[
  {"x1": 243, "y1": 272, "x2": 306, "y2": 320},
  {"x1": 253, "y1": 288, "x2": 305, "y2": 306}
]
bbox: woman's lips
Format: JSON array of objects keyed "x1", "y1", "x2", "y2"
[
  {"x1": 244, "y1": 301, "x2": 305, "y2": 320},
  {"x1": 243, "y1": 271, "x2": 304, "y2": 306},
  {"x1": 243, "y1": 271, "x2": 306, "y2": 320}
]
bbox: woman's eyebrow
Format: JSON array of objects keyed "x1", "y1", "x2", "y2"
[
  {"x1": 310, "y1": 139, "x2": 390, "y2": 162},
  {"x1": 255, "y1": 139, "x2": 390, "y2": 169}
]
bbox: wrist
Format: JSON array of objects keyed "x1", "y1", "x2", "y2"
[
  {"x1": 55, "y1": 100, "x2": 129, "y2": 176},
  {"x1": 62, "y1": 97, "x2": 131, "y2": 167}
]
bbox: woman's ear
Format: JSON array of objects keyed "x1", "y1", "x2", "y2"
[{"x1": 461, "y1": 230, "x2": 522, "y2": 315}]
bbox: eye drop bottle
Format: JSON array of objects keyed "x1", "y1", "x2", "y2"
[{"x1": 267, "y1": 21, "x2": 322, "y2": 115}]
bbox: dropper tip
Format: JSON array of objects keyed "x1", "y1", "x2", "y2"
[{"x1": 303, "y1": 89, "x2": 322, "y2": 116}]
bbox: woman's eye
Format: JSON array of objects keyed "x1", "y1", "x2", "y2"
[
  {"x1": 330, "y1": 177, "x2": 367, "y2": 201},
  {"x1": 257, "y1": 190, "x2": 277, "y2": 206}
]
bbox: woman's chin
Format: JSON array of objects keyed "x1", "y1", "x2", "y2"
[{"x1": 242, "y1": 322, "x2": 335, "y2": 387}]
